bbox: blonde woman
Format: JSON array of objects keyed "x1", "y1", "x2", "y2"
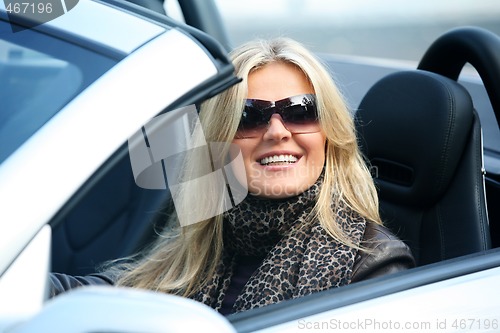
[{"x1": 50, "y1": 38, "x2": 415, "y2": 314}]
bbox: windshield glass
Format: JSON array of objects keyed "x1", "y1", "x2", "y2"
[{"x1": 0, "y1": 20, "x2": 116, "y2": 163}]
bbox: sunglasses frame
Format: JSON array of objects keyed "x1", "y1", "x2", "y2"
[{"x1": 236, "y1": 94, "x2": 319, "y2": 138}]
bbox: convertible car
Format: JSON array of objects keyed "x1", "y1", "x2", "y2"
[{"x1": 0, "y1": 0, "x2": 499, "y2": 332}]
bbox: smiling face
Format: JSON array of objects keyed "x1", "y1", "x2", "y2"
[{"x1": 232, "y1": 62, "x2": 327, "y2": 199}]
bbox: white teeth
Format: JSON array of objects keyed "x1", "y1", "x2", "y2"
[{"x1": 260, "y1": 154, "x2": 298, "y2": 165}]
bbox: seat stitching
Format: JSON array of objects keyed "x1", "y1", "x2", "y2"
[{"x1": 435, "y1": 78, "x2": 456, "y2": 193}]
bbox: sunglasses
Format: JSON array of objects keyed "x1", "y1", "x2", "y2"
[{"x1": 236, "y1": 94, "x2": 320, "y2": 138}]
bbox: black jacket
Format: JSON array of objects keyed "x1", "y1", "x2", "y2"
[
  {"x1": 50, "y1": 222, "x2": 415, "y2": 297},
  {"x1": 352, "y1": 221, "x2": 415, "y2": 282}
]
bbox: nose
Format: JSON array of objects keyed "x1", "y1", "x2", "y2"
[{"x1": 262, "y1": 114, "x2": 292, "y2": 141}]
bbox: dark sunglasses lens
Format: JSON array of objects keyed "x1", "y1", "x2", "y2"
[
  {"x1": 240, "y1": 107, "x2": 269, "y2": 128},
  {"x1": 282, "y1": 104, "x2": 317, "y2": 124},
  {"x1": 236, "y1": 106, "x2": 269, "y2": 137}
]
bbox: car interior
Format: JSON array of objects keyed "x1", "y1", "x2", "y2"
[
  {"x1": 49, "y1": 0, "x2": 500, "y2": 311},
  {"x1": 356, "y1": 69, "x2": 490, "y2": 266}
]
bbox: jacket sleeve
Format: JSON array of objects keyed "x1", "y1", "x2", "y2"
[
  {"x1": 49, "y1": 272, "x2": 117, "y2": 298},
  {"x1": 351, "y1": 222, "x2": 416, "y2": 283}
]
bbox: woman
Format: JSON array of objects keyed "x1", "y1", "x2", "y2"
[{"x1": 51, "y1": 38, "x2": 415, "y2": 314}]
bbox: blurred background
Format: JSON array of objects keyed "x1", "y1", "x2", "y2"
[{"x1": 207, "y1": 0, "x2": 500, "y2": 63}]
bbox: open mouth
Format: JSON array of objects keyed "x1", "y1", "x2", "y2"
[{"x1": 259, "y1": 154, "x2": 299, "y2": 166}]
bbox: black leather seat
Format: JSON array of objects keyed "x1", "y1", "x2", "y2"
[{"x1": 355, "y1": 70, "x2": 491, "y2": 266}]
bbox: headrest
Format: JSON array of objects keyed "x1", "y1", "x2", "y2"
[{"x1": 356, "y1": 70, "x2": 474, "y2": 208}]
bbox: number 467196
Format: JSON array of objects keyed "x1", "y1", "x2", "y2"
[
  {"x1": 452, "y1": 318, "x2": 498, "y2": 330},
  {"x1": 6, "y1": 2, "x2": 53, "y2": 14}
]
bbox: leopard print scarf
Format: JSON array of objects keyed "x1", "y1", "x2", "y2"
[{"x1": 192, "y1": 177, "x2": 366, "y2": 313}]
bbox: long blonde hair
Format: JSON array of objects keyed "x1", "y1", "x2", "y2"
[{"x1": 115, "y1": 37, "x2": 381, "y2": 297}]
